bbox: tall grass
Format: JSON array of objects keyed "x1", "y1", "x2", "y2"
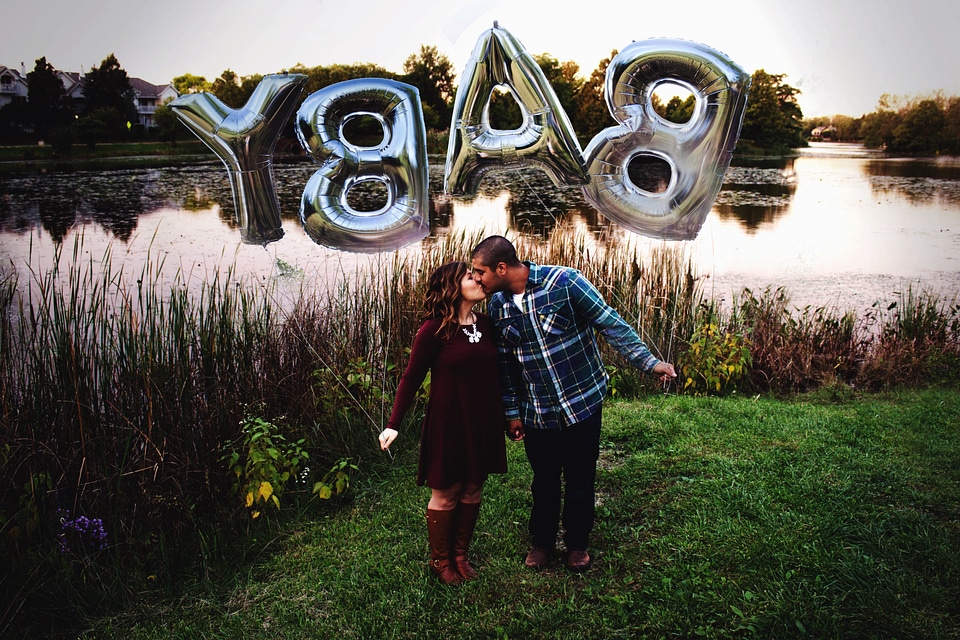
[
  {"x1": 1, "y1": 226, "x2": 957, "y2": 637},
  {"x1": 734, "y1": 285, "x2": 960, "y2": 392}
]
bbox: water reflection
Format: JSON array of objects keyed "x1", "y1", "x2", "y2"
[
  {"x1": 0, "y1": 156, "x2": 808, "y2": 243},
  {"x1": 713, "y1": 161, "x2": 797, "y2": 232},
  {"x1": 0, "y1": 169, "x2": 151, "y2": 242},
  {"x1": 1, "y1": 144, "x2": 958, "y2": 314}
]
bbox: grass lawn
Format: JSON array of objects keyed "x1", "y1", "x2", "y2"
[{"x1": 85, "y1": 388, "x2": 960, "y2": 639}]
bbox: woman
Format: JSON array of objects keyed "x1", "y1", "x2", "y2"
[{"x1": 379, "y1": 261, "x2": 507, "y2": 585}]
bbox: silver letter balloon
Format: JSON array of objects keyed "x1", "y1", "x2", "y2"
[
  {"x1": 582, "y1": 39, "x2": 751, "y2": 240},
  {"x1": 295, "y1": 78, "x2": 430, "y2": 253},
  {"x1": 444, "y1": 22, "x2": 588, "y2": 196},
  {"x1": 169, "y1": 74, "x2": 307, "y2": 246}
]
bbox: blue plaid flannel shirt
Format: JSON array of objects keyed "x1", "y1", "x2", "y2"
[{"x1": 489, "y1": 262, "x2": 661, "y2": 430}]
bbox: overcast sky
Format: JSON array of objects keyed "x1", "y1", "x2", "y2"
[{"x1": 3, "y1": 0, "x2": 957, "y2": 117}]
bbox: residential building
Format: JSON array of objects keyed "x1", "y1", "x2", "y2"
[
  {"x1": 0, "y1": 65, "x2": 28, "y2": 109},
  {"x1": 0, "y1": 62, "x2": 178, "y2": 128},
  {"x1": 129, "y1": 77, "x2": 180, "y2": 127}
]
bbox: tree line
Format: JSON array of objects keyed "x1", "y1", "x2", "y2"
[
  {"x1": 17, "y1": 46, "x2": 960, "y2": 158},
  {"x1": 163, "y1": 47, "x2": 808, "y2": 155},
  {"x1": 804, "y1": 93, "x2": 960, "y2": 155},
  {"x1": 0, "y1": 54, "x2": 140, "y2": 147}
]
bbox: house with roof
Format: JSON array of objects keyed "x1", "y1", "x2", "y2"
[
  {"x1": 57, "y1": 70, "x2": 86, "y2": 104},
  {"x1": 1, "y1": 62, "x2": 178, "y2": 128},
  {"x1": 129, "y1": 77, "x2": 179, "y2": 127},
  {"x1": 0, "y1": 65, "x2": 28, "y2": 109},
  {"x1": 810, "y1": 125, "x2": 838, "y2": 140}
]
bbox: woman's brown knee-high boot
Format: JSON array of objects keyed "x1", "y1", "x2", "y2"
[
  {"x1": 452, "y1": 501, "x2": 482, "y2": 580},
  {"x1": 426, "y1": 509, "x2": 463, "y2": 585}
]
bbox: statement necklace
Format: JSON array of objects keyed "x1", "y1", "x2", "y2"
[{"x1": 462, "y1": 314, "x2": 482, "y2": 344}]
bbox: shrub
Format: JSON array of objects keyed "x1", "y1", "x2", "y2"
[
  {"x1": 222, "y1": 410, "x2": 308, "y2": 519},
  {"x1": 737, "y1": 287, "x2": 863, "y2": 392},
  {"x1": 680, "y1": 319, "x2": 752, "y2": 395}
]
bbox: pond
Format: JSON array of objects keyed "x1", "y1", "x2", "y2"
[{"x1": 1, "y1": 142, "x2": 958, "y2": 314}]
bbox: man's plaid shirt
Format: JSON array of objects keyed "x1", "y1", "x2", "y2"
[{"x1": 488, "y1": 262, "x2": 661, "y2": 430}]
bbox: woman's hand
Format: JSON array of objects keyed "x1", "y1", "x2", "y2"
[{"x1": 379, "y1": 428, "x2": 399, "y2": 450}]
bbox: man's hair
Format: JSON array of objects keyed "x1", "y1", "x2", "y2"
[{"x1": 471, "y1": 235, "x2": 521, "y2": 269}]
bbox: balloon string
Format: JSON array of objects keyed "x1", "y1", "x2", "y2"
[
  {"x1": 514, "y1": 168, "x2": 560, "y2": 226},
  {"x1": 514, "y1": 170, "x2": 678, "y2": 396},
  {"x1": 380, "y1": 261, "x2": 395, "y2": 459},
  {"x1": 266, "y1": 256, "x2": 394, "y2": 459}
]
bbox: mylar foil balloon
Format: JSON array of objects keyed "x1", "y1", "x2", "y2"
[
  {"x1": 582, "y1": 39, "x2": 750, "y2": 241},
  {"x1": 444, "y1": 21, "x2": 588, "y2": 195},
  {"x1": 169, "y1": 74, "x2": 306, "y2": 246},
  {"x1": 295, "y1": 78, "x2": 429, "y2": 253}
]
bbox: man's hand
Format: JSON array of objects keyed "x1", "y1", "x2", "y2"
[
  {"x1": 505, "y1": 419, "x2": 525, "y2": 441},
  {"x1": 653, "y1": 361, "x2": 677, "y2": 383}
]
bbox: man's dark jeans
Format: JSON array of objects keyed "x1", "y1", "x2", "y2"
[{"x1": 523, "y1": 408, "x2": 602, "y2": 552}]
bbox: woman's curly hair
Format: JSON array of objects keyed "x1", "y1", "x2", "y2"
[{"x1": 422, "y1": 261, "x2": 468, "y2": 338}]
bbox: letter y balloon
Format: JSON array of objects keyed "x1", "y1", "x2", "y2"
[{"x1": 169, "y1": 74, "x2": 307, "y2": 246}]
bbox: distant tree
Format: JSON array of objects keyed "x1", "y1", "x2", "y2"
[
  {"x1": 82, "y1": 53, "x2": 138, "y2": 129},
  {"x1": 572, "y1": 50, "x2": 617, "y2": 142},
  {"x1": 402, "y1": 45, "x2": 455, "y2": 130},
  {"x1": 855, "y1": 92, "x2": 960, "y2": 154},
  {"x1": 860, "y1": 109, "x2": 900, "y2": 149},
  {"x1": 172, "y1": 74, "x2": 211, "y2": 94},
  {"x1": 289, "y1": 62, "x2": 397, "y2": 96},
  {"x1": 485, "y1": 86, "x2": 522, "y2": 131},
  {"x1": 739, "y1": 69, "x2": 804, "y2": 151},
  {"x1": 209, "y1": 69, "x2": 264, "y2": 109},
  {"x1": 151, "y1": 99, "x2": 182, "y2": 144},
  {"x1": 832, "y1": 115, "x2": 860, "y2": 140},
  {"x1": 943, "y1": 96, "x2": 960, "y2": 155},
  {"x1": 535, "y1": 54, "x2": 582, "y2": 120},
  {"x1": 0, "y1": 100, "x2": 32, "y2": 143},
  {"x1": 75, "y1": 108, "x2": 122, "y2": 146},
  {"x1": 660, "y1": 94, "x2": 696, "y2": 124},
  {"x1": 27, "y1": 56, "x2": 70, "y2": 138},
  {"x1": 210, "y1": 69, "x2": 248, "y2": 108},
  {"x1": 892, "y1": 99, "x2": 944, "y2": 153}
]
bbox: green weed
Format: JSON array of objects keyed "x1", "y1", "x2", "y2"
[{"x1": 222, "y1": 410, "x2": 308, "y2": 519}]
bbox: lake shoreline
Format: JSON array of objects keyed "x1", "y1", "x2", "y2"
[{"x1": 3, "y1": 139, "x2": 958, "y2": 174}]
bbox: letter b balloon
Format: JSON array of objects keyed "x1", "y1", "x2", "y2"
[
  {"x1": 295, "y1": 78, "x2": 430, "y2": 253},
  {"x1": 582, "y1": 39, "x2": 751, "y2": 240}
]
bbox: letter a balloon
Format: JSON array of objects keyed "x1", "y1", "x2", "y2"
[{"x1": 444, "y1": 22, "x2": 588, "y2": 195}]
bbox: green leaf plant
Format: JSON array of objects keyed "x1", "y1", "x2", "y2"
[
  {"x1": 222, "y1": 409, "x2": 308, "y2": 519},
  {"x1": 681, "y1": 320, "x2": 752, "y2": 395}
]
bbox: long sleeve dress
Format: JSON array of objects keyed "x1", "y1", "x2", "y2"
[{"x1": 386, "y1": 313, "x2": 507, "y2": 489}]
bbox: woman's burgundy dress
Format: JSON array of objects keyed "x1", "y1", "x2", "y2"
[{"x1": 387, "y1": 313, "x2": 507, "y2": 488}]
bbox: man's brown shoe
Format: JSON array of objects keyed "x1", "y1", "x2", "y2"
[
  {"x1": 566, "y1": 549, "x2": 592, "y2": 572},
  {"x1": 524, "y1": 546, "x2": 551, "y2": 569}
]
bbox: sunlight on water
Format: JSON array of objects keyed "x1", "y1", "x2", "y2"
[{"x1": 1, "y1": 143, "x2": 958, "y2": 315}]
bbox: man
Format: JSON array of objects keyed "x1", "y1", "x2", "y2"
[{"x1": 470, "y1": 235, "x2": 676, "y2": 572}]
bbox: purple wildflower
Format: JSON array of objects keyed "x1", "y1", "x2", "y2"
[{"x1": 58, "y1": 510, "x2": 108, "y2": 555}]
